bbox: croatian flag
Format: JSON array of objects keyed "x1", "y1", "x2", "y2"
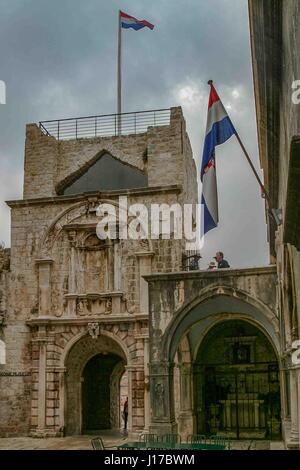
[
  {"x1": 200, "y1": 82, "x2": 236, "y2": 234},
  {"x1": 120, "y1": 11, "x2": 155, "y2": 31}
]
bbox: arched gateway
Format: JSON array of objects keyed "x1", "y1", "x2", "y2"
[
  {"x1": 194, "y1": 320, "x2": 281, "y2": 439},
  {"x1": 147, "y1": 267, "x2": 282, "y2": 441},
  {"x1": 64, "y1": 333, "x2": 128, "y2": 434}
]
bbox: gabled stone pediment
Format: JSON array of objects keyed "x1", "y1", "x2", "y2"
[{"x1": 56, "y1": 151, "x2": 148, "y2": 196}]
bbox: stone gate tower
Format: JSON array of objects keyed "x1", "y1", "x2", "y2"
[{"x1": 0, "y1": 107, "x2": 197, "y2": 437}]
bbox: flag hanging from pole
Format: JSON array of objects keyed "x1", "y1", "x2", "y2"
[
  {"x1": 200, "y1": 81, "x2": 236, "y2": 235},
  {"x1": 120, "y1": 11, "x2": 155, "y2": 31}
]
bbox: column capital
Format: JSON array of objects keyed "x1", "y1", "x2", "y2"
[{"x1": 35, "y1": 258, "x2": 54, "y2": 265}]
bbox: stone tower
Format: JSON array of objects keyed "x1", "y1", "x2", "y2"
[{"x1": 0, "y1": 107, "x2": 198, "y2": 437}]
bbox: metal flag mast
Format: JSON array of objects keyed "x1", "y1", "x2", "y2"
[
  {"x1": 117, "y1": 10, "x2": 122, "y2": 135},
  {"x1": 207, "y1": 80, "x2": 281, "y2": 226}
]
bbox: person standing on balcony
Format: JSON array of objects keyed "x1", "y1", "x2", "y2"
[{"x1": 214, "y1": 251, "x2": 230, "y2": 269}]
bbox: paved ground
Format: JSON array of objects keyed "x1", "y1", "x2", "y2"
[
  {"x1": 0, "y1": 432, "x2": 285, "y2": 450},
  {"x1": 0, "y1": 430, "x2": 128, "y2": 450}
]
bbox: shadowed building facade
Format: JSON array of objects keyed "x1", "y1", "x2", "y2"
[{"x1": 249, "y1": 0, "x2": 300, "y2": 449}]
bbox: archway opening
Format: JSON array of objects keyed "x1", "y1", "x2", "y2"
[
  {"x1": 65, "y1": 333, "x2": 128, "y2": 435},
  {"x1": 194, "y1": 320, "x2": 281, "y2": 440},
  {"x1": 82, "y1": 353, "x2": 124, "y2": 432}
]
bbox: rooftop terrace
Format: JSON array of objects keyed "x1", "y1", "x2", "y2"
[{"x1": 39, "y1": 108, "x2": 171, "y2": 140}]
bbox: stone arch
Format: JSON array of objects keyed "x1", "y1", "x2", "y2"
[
  {"x1": 190, "y1": 313, "x2": 280, "y2": 363},
  {"x1": 60, "y1": 329, "x2": 130, "y2": 368},
  {"x1": 39, "y1": 198, "x2": 154, "y2": 257},
  {"x1": 161, "y1": 286, "x2": 279, "y2": 363},
  {"x1": 63, "y1": 331, "x2": 129, "y2": 434}
]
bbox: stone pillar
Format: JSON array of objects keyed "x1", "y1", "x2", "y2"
[
  {"x1": 288, "y1": 368, "x2": 300, "y2": 448},
  {"x1": 36, "y1": 327, "x2": 47, "y2": 435},
  {"x1": 135, "y1": 252, "x2": 154, "y2": 314},
  {"x1": 36, "y1": 259, "x2": 53, "y2": 317},
  {"x1": 126, "y1": 366, "x2": 133, "y2": 433},
  {"x1": 114, "y1": 241, "x2": 122, "y2": 291},
  {"x1": 111, "y1": 292, "x2": 122, "y2": 315},
  {"x1": 64, "y1": 294, "x2": 77, "y2": 318},
  {"x1": 108, "y1": 242, "x2": 114, "y2": 291},
  {"x1": 149, "y1": 362, "x2": 177, "y2": 435},
  {"x1": 143, "y1": 338, "x2": 150, "y2": 432},
  {"x1": 67, "y1": 231, "x2": 77, "y2": 293},
  {"x1": 58, "y1": 367, "x2": 67, "y2": 436},
  {"x1": 177, "y1": 363, "x2": 194, "y2": 439}
]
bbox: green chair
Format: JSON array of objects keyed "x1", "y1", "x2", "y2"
[
  {"x1": 139, "y1": 433, "x2": 159, "y2": 443},
  {"x1": 210, "y1": 435, "x2": 230, "y2": 449},
  {"x1": 162, "y1": 433, "x2": 181, "y2": 444},
  {"x1": 187, "y1": 434, "x2": 207, "y2": 444},
  {"x1": 91, "y1": 437, "x2": 105, "y2": 450}
]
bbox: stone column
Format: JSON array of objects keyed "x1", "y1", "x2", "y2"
[
  {"x1": 67, "y1": 231, "x2": 77, "y2": 293},
  {"x1": 114, "y1": 241, "x2": 122, "y2": 291},
  {"x1": 135, "y1": 252, "x2": 154, "y2": 314},
  {"x1": 149, "y1": 362, "x2": 177, "y2": 435},
  {"x1": 58, "y1": 367, "x2": 67, "y2": 436},
  {"x1": 64, "y1": 294, "x2": 77, "y2": 318},
  {"x1": 126, "y1": 366, "x2": 133, "y2": 433},
  {"x1": 177, "y1": 363, "x2": 194, "y2": 438},
  {"x1": 108, "y1": 242, "x2": 114, "y2": 291},
  {"x1": 36, "y1": 327, "x2": 47, "y2": 435},
  {"x1": 289, "y1": 368, "x2": 299, "y2": 447},
  {"x1": 36, "y1": 259, "x2": 53, "y2": 317}
]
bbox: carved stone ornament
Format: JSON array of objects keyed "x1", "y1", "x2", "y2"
[{"x1": 87, "y1": 322, "x2": 101, "y2": 339}]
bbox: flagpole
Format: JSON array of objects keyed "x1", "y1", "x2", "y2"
[
  {"x1": 207, "y1": 80, "x2": 274, "y2": 213},
  {"x1": 234, "y1": 131, "x2": 273, "y2": 209},
  {"x1": 117, "y1": 10, "x2": 122, "y2": 135}
]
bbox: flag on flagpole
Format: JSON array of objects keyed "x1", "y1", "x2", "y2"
[
  {"x1": 200, "y1": 81, "x2": 236, "y2": 235},
  {"x1": 120, "y1": 11, "x2": 155, "y2": 31}
]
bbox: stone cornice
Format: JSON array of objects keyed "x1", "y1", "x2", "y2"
[
  {"x1": 6, "y1": 185, "x2": 182, "y2": 208},
  {"x1": 26, "y1": 313, "x2": 149, "y2": 326},
  {"x1": 144, "y1": 265, "x2": 277, "y2": 282}
]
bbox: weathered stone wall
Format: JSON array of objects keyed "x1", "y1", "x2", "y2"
[
  {"x1": 0, "y1": 246, "x2": 32, "y2": 436},
  {"x1": 278, "y1": 1, "x2": 300, "y2": 214},
  {"x1": 0, "y1": 247, "x2": 9, "y2": 326},
  {"x1": 248, "y1": 1, "x2": 300, "y2": 447}
]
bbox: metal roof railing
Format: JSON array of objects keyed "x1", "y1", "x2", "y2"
[{"x1": 39, "y1": 108, "x2": 171, "y2": 140}]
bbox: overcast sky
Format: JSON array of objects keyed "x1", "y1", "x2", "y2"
[{"x1": 0, "y1": 0, "x2": 269, "y2": 268}]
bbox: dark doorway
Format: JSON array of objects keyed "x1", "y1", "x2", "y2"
[
  {"x1": 82, "y1": 353, "x2": 122, "y2": 432},
  {"x1": 194, "y1": 320, "x2": 281, "y2": 440}
]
